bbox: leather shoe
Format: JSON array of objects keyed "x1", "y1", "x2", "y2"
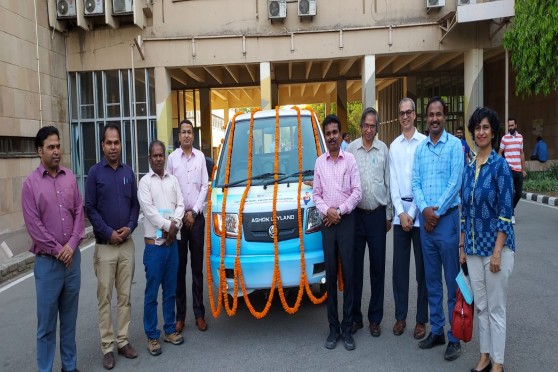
[
  {"x1": 102, "y1": 352, "x2": 115, "y2": 370},
  {"x1": 196, "y1": 317, "x2": 208, "y2": 332},
  {"x1": 324, "y1": 331, "x2": 339, "y2": 349},
  {"x1": 342, "y1": 332, "x2": 355, "y2": 351},
  {"x1": 117, "y1": 344, "x2": 138, "y2": 359},
  {"x1": 418, "y1": 332, "x2": 446, "y2": 349},
  {"x1": 369, "y1": 323, "x2": 381, "y2": 337},
  {"x1": 471, "y1": 361, "x2": 492, "y2": 372},
  {"x1": 393, "y1": 320, "x2": 406, "y2": 336},
  {"x1": 444, "y1": 341, "x2": 462, "y2": 361},
  {"x1": 414, "y1": 323, "x2": 426, "y2": 339},
  {"x1": 351, "y1": 321, "x2": 363, "y2": 334},
  {"x1": 176, "y1": 320, "x2": 184, "y2": 333}
]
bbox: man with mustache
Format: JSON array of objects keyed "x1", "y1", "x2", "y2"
[
  {"x1": 86, "y1": 123, "x2": 140, "y2": 370},
  {"x1": 498, "y1": 117, "x2": 526, "y2": 225},
  {"x1": 411, "y1": 97, "x2": 464, "y2": 362},
  {"x1": 22, "y1": 126, "x2": 84, "y2": 372},
  {"x1": 313, "y1": 114, "x2": 362, "y2": 351}
]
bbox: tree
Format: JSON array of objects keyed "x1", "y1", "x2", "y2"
[{"x1": 503, "y1": 0, "x2": 558, "y2": 96}]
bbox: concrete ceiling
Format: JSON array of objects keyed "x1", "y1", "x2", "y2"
[{"x1": 169, "y1": 48, "x2": 505, "y2": 110}]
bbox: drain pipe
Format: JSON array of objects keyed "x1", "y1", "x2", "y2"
[{"x1": 33, "y1": 0, "x2": 44, "y2": 127}]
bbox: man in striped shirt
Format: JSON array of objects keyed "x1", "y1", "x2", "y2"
[
  {"x1": 498, "y1": 117, "x2": 526, "y2": 224},
  {"x1": 313, "y1": 114, "x2": 362, "y2": 351}
]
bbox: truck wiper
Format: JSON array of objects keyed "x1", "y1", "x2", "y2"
[
  {"x1": 222, "y1": 172, "x2": 285, "y2": 189},
  {"x1": 262, "y1": 169, "x2": 314, "y2": 189}
]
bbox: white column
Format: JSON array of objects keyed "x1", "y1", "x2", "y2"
[
  {"x1": 260, "y1": 62, "x2": 272, "y2": 110},
  {"x1": 362, "y1": 55, "x2": 376, "y2": 109}
]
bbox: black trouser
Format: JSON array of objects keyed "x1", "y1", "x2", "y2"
[
  {"x1": 511, "y1": 170, "x2": 523, "y2": 211},
  {"x1": 322, "y1": 212, "x2": 354, "y2": 335},
  {"x1": 353, "y1": 206, "x2": 386, "y2": 325},
  {"x1": 176, "y1": 214, "x2": 205, "y2": 321},
  {"x1": 392, "y1": 224, "x2": 428, "y2": 324}
]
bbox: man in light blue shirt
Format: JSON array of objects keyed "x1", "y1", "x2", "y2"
[{"x1": 411, "y1": 97, "x2": 464, "y2": 362}]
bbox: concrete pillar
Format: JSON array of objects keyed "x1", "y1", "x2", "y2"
[
  {"x1": 336, "y1": 80, "x2": 348, "y2": 133},
  {"x1": 272, "y1": 82, "x2": 279, "y2": 109},
  {"x1": 464, "y1": 49, "x2": 483, "y2": 147},
  {"x1": 155, "y1": 67, "x2": 173, "y2": 150},
  {"x1": 199, "y1": 87, "x2": 212, "y2": 157},
  {"x1": 260, "y1": 62, "x2": 272, "y2": 109},
  {"x1": 362, "y1": 55, "x2": 376, "y2": 109}
]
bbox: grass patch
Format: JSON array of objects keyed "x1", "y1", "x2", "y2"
[{"x1": 524, "y1": 164, "x2": 558, "y2": 194}]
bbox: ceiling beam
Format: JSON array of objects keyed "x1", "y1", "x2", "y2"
[
  {"x1": 288, "y1": 62, "x2": 293, "y2": 80},
  {"x1": 409, "y1": 53, "x2": 437, "y2": 71},
  {"x1": 169, "y1": 70, "x2": 188, "y2": 87},
  {"x1": 339, "y1": 57, "x2": 358, "y2": 76},
  {"x1": 246, "y1": 64, "x2": 258, "y2": 82},
  {"x1": 322, "y1": 59, "x2": 333, "y2": 78},
  {"x1": 392, "y1": 54, "x2": 421, "y2": 73},
  {"x1": 376, "y1": 55, "x2": 398, "y2": 74},
  {"x1": 212, "y1": 89, "x2": 227, "y2": 100},
  {"x1": 430, "y1": 52, "x2": 461, "y2": 69},
  {"x1": 305, "y1": 61, "x2": 313, "y2": 80},
  {"x1": 181, "y1": 67, "x2": 205, "y2": 83},
  {"x1": 204, "y1": 66, "x2": 223, "y2": 85},
  {"x1": 224, "y1": 65, "x2": 240, "y2": 84}
]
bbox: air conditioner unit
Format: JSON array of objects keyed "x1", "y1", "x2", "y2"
[
  {"x1": 268, "y1": 0, "x2": 287, "y2": 19},
  {"x1": 426, "y1": 0, "x2": 445, "y2": 8},
  {"x1": 113, "y1": 0, "x2": 133, "y2": 15},
  {"x1": 457, "y1": 0, "x2": 476, "y2": 5},
  {"x1": 298, "y1": 0, "x2": 317, "y2": 17},
  {"x1": 56, "y1": 0, "x2": 77, "y2": 19},
  {"x1": 84, "y1": 0, "x2": 104, "y2": 16}
]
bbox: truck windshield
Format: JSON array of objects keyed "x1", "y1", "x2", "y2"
[{"x1": 215, "y1": 115, "x2": 322, "y2": 187}]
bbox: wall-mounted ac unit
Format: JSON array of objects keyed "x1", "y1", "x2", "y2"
[
  {"x1": 298, "y1": 0, "x2": 317, "y2": 17},
  {"x1": 426, "y1": 0, "x2": 445, "y2": 8},
  {"x1": 84, "y1": 0, "x2": 104, "y2": 16},
  {"x1": 56, "y1": 0, "x2": 77, "y2": 19},
  {"x1": 113, "y1": 0, "x2": 133, "y2": 15},
  {"x1": 457, "y1": 0, "x2": 476, "y2": 5},
  {"x1": 268, "y1": 0, "x2": 287, "y2": 19}
]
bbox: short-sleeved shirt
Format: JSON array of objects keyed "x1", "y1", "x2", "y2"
[{"x1": 500, "y1": 132, "x2": 524, "y2": 172}]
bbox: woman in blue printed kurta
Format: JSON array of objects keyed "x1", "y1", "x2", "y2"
[{"x1": 459, "y1": 107, "x2": 515, "y2": 372}]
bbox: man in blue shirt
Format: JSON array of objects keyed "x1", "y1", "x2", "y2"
[
  {"x1": 86, "y1": 124, "x2": 140, "y2": 370},
  {"x1": 531, "y1": 136, "x2": 548, "y2": 162},
  {"x1": 455, "y1": 126, "x2": 470, "y2": 165},
  {"x1": 411, "y1": 97, "x2": 464, "y2": 362}
]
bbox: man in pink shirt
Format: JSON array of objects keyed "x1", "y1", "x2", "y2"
[
  {"x1": 313, "y1": 114, "x2": 362, "y2": 351},
  {"x1": 22, "y1": 126, "x2": 84, "y2": 372},
  {"x1": 166, "y1": 119, "x2": 209, "y2": 333}
]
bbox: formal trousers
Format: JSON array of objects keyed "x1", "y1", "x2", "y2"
[
  {"x1": 392, "y1": 224, "x2": 429, "y2": 324},
  {"x1": 93, "y1": 238, "x2": 135, "y2": 355},
  {"x1": 34, "y1": 249, "x2": 81, "y2": 372},
  {"x1": 176, "y1": 214, "x2": 206, "y2": 322},
  {"x1": 322, "y1": 211, "x2": 355, "y2": 335},
  {"x1": 353, "y1": 206, "x2": 387, "y2": 325},
  {"x1": 143, "y1": 241, "x2": 179, "y2": 339},
  {"x1": 468, "y1": 247, "x2": 514, "y2": 364},
  {"x1": 511, "y1": 170, "x2": 523, "y2": 211},
  {"x1": 418, "y1": 207, "x2": 460, "y2": 342}
]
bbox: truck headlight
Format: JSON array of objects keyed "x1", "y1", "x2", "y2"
[
  {"x1": 212, "y1": 212, "x2": 240, "y2": 238},
  {"x1": 306, "y1": 207, "x2": 323, "y2": 233}
]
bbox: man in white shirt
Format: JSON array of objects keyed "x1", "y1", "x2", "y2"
[
  {"x1": 138, "y1": 140, "x2": 185, "y2": 356},
  {"x1": 389, "y1": 98, "x2": 428, "y2": 340}
]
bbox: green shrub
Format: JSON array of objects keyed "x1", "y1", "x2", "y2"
[{"x1": 524, "y1": 165, "x2": 558, "y2": 193}]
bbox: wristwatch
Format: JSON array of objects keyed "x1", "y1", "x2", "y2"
[
  {"x1": 191, "y1": 210, "x2": 198, "y2": 218},
  {"x1": 336, "y1": 208, "x2": 341, "y2": 216}
]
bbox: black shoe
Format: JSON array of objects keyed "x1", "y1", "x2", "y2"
[
  {"x1": 342, "y1": 332, "x2": 355, "y2": 351},
  {"x1": 351, "y1": 321, "x2": 364, "y2": 334},
  {"x1": 444, "y1": 341, "x2": 462, "y2": 361},
  {"x1": 418, "y1": 332, "x2": 446, "y2": 349},
  {"x1": 471, "y1": 361, "x2": 492, "y2": 372},
  {"x1": 324, "y1": 331, "x2": 339, "y2": 349}
]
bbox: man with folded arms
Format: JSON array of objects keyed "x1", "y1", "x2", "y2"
[
  {"x1": 86, "y1": 124, "x2": 140, "y2": 369},
  {"x1": 138, "y1": 140, "x2": 185, "y2": 356},
  {"x1": 389, "y1": 98, "x2": 428, "y2": 339},
  {"x1": 412, "y1": 96, "x2": 464, "y2": 361},
  {"x1": 22, "y1": 126, "x2": 84, "y2": 372}
]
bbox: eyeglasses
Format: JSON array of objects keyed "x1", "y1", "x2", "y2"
[
  {"x1": 399, "y1": 110, "x2": 415, "y2": 118},
  {"x1": 362, "y1": 124, "x2": 377, "y2": 131}
]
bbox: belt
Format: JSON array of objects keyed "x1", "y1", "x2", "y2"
[
  {"x1": 441, "y1": 206, "x2": 459, "y2": 217},
  {"x1": 144, "y1": 238, "x2": 172, "y2": 246},
  {"x1": 356, "y1": 206, "x2": 382, "y2": 214},
  {"x1": 36, "y1": 252, "x2": 57, "y2": 260},
  {"x1": 401, "y1": 197, "x2": 413, "y2": 202}
]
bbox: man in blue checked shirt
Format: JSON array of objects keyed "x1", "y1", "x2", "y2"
[{"x1": 411, "y1": 97, "x2": 464, "y2": 362}]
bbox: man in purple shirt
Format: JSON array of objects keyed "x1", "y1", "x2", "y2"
[
  {"x1": 85, "y1": 124, "x2": 140, "y2": 370},
  {"x1": 167, "y1": 119, "x2": 209, "y2": 333},
  {"x1": 313, "y1": 114, "x2": 362, "y2": 351},
  {"x1": 22, "y1": 126, "x2": 84, "y2": 372}
]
